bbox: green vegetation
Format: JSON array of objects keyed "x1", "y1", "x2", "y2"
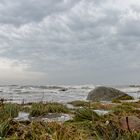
[
  {"x1": 0, "y1": 119, "x2": 11, "y2": 138},
  {"x1": 30, "y1": 102, "x2": 69, "y2": 117},
  {"x1": 112, "y1": 95, "x2": 134, "y2": 103},
  {"x1": 90, "y1": 102, "x2": 117, "y2": 110},
  {"x1": 0, "y1": 103, "x2": 19, "y2": 122},
  {"x1": 115, "y1": 95, "x2": 134, "y2": 100},
  {"x1": 112, "y1": 98, "x2": 122, "y2": 103},
  {"x1": 122, "y1": 100, "x2": 140, "y2": 108},
  {"x1": 112, "y1": 103, "x2": 140, "y2": 116},
  {"x1": 68, "y1": 100, "x2": 89, "y2": 107},
  {"x1": 74, "y1": 107, "x2": 100, "y2": 121},
  {"x1": 1, "y1": 99, "x2": 140, "y2": 139}
]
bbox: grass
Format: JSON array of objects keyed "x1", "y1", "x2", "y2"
[
  {"x1": 30, "y1": 102, "x2": 69, "y2": 117},
  {"x1": 90, "y1": 102, "x2": 117, "y2": 110},
  {"x1": 74, "y1": 107, "x2": 101, "y2": 121},
  {"x1": 112, "y1": 95, "x2": 134, "y2": 103},
  {"x1": 46, "y1": 102, "x2": 69, "y2": 113},
  {"x1": 0, "y1": 119, "x2": 11, "y2": 138},
  {"x1": 112, "y1": 103, "x2": 140, "y2": 116},
  {"x1": 68, "y1": 100, "x2": 89, "y2": 107},
  {"x1": 48, "y1": 122, "x2": 88, "y2": 140},
  {"x1": 69, "y1": 100, "x2": 117, "y2": 110},
  {"x1": 1, "y1": 100, "x2": 140, "y2": 139},
  {"x1": 4, "y1": 121, "x2": 88, "y2": 140},
  {"x1": 0, "y1": 103, "x2": 19, "y2": 122},
  {"x1": 115, "y1": 95, "x2": 134, "y2": 100},
  {"x1": 121, "y1": 101, "x2": 140, "y2": 108},
  {"x1": 93, "y1": 121, "x2": 140, "y2": 140},
  {"x1": 5, "y1": 119, "x2": 140, "y2": 140}
]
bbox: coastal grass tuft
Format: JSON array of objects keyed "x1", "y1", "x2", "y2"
[
  {"x1": 115, "y1": 95, "x2": 134, "y2": 100},
  {"x1": 93, "y1": 121, "x2": 140, "y2": 140},
  {"x1": 68, "y1": 100, "x2": 89, "y2": 107},
  {"x1": 4, "y1": 121, "x2": 88, "y2": 140},
  {"x1": 74, "y1": 107, "x2": 101, "y2": 121},
  {"x1": 30, "y1": 102, "x2": 69, "y2": 117},
  {"x1": 112, "y1": 95, "x2": 134, "y2": 103},
  {"x1": 90, "y1": 102, "x2": 117, "y2": 110},
  {"x1": 0, "y1": 119, "x2": 11, "y2": 138},
  {"x1": 46, "y1": 102, "x2": 69, "y2": 113},
  {"x1": 0, "y1": 103, "x2": 19, "y2": 121},
  {"x1": 48, "y1": 122, "x2": 88, "y2": 140},
  {"x1": 112, "y1": 103, "x2": 140, "y2": 116},
  {"x1": 121, "y1": 101, "x2": 140, "y2": 108}
]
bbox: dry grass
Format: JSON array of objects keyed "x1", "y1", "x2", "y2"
[
  {"x1": 90, "y1": 102, "x2": 118, "y2": 110},
  {"x1": 1, "y1": 101, "x2": 140, "y2": 139}
]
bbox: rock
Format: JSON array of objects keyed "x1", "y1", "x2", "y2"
[
  {"x1": 120, "y1": 116, "x2": 140, "y2": 131},
  {"x1": 93, "y1": 110, "x2": 109, "y2": 115},
  {"x1": 59, "y1": 88, "x2": 68, "y2": 91},
  {"x1": 87, "y1": 86, "x2": 132, "y2": 101},
  {"x1": 14, "y1": 112, "x2": 29, "y2": 121},
  {"x1": 35, "y1": 113, "x2": 72, "y2": 122}
]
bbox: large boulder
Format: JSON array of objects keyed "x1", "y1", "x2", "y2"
[{"x1": 87, "y1": 86, "x2": 132, "y2": 101}]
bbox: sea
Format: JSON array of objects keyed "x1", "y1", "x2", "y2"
[{"x1": 0, "y1": 85, "x2": 140, "y2": 104}]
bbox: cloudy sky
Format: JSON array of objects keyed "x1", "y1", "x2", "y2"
[{"x1": 0, "y1": 0, "x2": 140, "y2": 85}]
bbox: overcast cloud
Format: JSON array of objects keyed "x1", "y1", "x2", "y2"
[{"x1": 0, "y1": 0, "x2": 140, "y2": 85}]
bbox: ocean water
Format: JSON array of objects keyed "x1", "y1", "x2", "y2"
[{"x1": 0, "y1": 85, "x2": 140, "y2": 104}]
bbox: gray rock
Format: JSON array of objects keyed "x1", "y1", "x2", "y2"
[
  {"x1": 14, "y1": 112, "x2": 29, "y2": 121},
  {"x1": 87, "y1": 86, "x2": 130, "y2": 101},
  {"x1": 59, "y1": 88, "x2": 68, "y2": 92}
]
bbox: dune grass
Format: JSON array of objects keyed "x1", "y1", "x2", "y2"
[
  {"x1": 1, "y1": 100, "x2": 140, "y2": 139},
  {"x1": 112, "y1": 103, "x2": 140, "y2": 116},
  {"x1": 0, "y1": 119, "x2": 11, "y2": 138},
  {"x1": 112, "y1": 95, "x2": 134, "y2": 103},
  {"x1": 90, "y1": 102, "x2": 117, "y2": 110},
  {"x1": 69, "y1": 100, "x2": 117, "y2": 110},
  {"x1": 68, "y1": 100, "x2": 89, "y2": 107},
  {"x1": 30, "y1": 102, "x2": 69, "y2": 117},
  {"x1": 74, "y1": 107, "x2": 101, "y2": 121},
  {"x1": 3, "y1": 120, "x2": 88, "y2": 140},
  {"x1": 0, "y1": 103, "x2": 19, "y2": 122}
]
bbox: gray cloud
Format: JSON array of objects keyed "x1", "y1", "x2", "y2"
[
  {"x1": 0, "y1": 0, "x2": 80, "y2": 25},
  {"x1": 0, "y1": 0, "x2": 140, "y2": 85}
]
